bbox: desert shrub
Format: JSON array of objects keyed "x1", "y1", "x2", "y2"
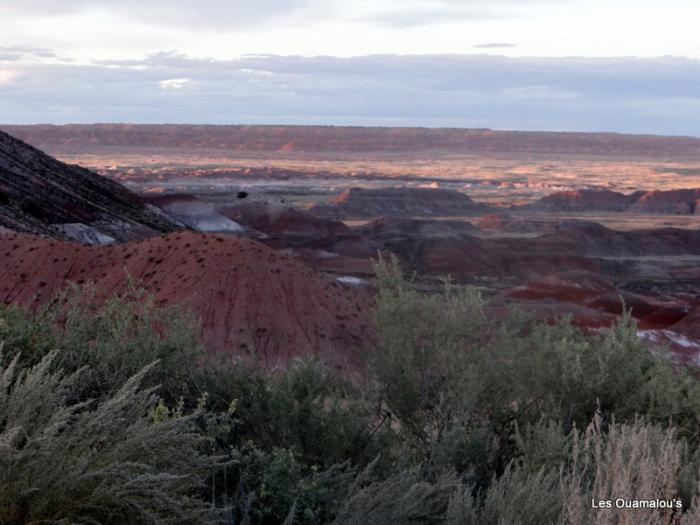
[
  {"x1": 372, "y1": 257, "x2": 488, "y2": 466},
  {"x1": 334, "y1": 461, "x2": 561, "y2": 525},
  {"x1": 228, "y1": 445, "x2": 355, "y2": 524},
  {"x1": 193, "y1": 358, "x2": 394, "y2": 523},
  {"x1": 0, "y1": 283, "x2": 201, "y2": 402},
  {"x1": 333, "y1": 466, "x2": 460, "y2": 525},
  {"x1": 195, "y1": 357, "x2": 389, "y2": 469},
  {"x1": 0, "y1": 301, "x2": 57, "y2": 366},
  {"x1": 0, "y1": 351, "x2": 225, "y2": 525},
  {"x1": 513, "y1": 419, "x2": 571, "y2": 475},
  {"x1": 446, "y1": 463, "x2": 562, "y2": 525},
  {"x1": 371, "y1": 255, "x2": 700, "y2": 486}
]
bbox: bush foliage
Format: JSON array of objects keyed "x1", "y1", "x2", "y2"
[{"x1": 2, "y1": 261, "x2": 700, "y2": 524}]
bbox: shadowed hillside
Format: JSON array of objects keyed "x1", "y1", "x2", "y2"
[{"x1": 0, "y1": 130, "x2": 177, "y2": 242}]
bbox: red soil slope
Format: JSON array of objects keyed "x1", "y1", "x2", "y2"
[
  {"x1": 506, "y1": 272, "x2": 617, "y2": 303},
  {"x1": 671, "y1": 307, "x2": 700, "y2": 339},
  {"x1": 0, "y1": 231, "x2": 374, "y2": 368},
  {"x1": 503, "y1": 271, "x2": 693, "y2": 332}
]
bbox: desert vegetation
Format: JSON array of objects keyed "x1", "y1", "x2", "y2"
[{"x1": 3, "y1": 260, "x2": 700, "y2": 524}]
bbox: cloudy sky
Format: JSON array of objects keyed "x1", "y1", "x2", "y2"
[{"x1": 1, "y1": 0, "x2": 700, "y2": 135}]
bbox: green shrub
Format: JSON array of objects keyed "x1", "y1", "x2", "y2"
[
  {"x1": 230, "y1": 444, "x2": 354, "y2": 524},
  {"x1": 371, "y1": 255, "x2": 700, "y2": 485},
  {"x1": 194, "y1": 357, "x2": 388, "y2": 469},
  {"x1": 194, "y1": 358, "x2": 393, "y2": 522},
  {"x1": 0, "y1": 283, "x2": 201, "y2": 402}
]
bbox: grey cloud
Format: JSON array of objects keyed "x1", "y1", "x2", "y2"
[
  {"x1": 1, "y1": 53, "x2": 699, "y2": 136},
  {"x1": 0, "y1": 45, "x2": 56, "y2": 62},
  {"x1": 474, "y1": 42, "x2": 517, "y2": 49},
  {"x1": 366, "y1": 8, "x2": 505, "y2": 28},
  {"x1": 3, "y1": 0, "x2": 569, "y2": 29},
  {"x1": 2, "y1": 0, "x2": 315, "y2": 28},
  {"x1": 362, "y1": 0, "x2": 558, "y2": 27}
]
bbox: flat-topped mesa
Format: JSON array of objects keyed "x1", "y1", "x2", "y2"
[
  {"x1": 627, "y1": 189, "x2": 700, "y2": 214},
  {"x1": 526, "y1": 187, "x2": 700, "y2": 214},
  {"x1": 0, "y1": 130, "x2": 178, "y2": 243},
  {"x1": 5, "y1": 124, "x2": 700, "y2": 157},
  {"x1": 309, "y1": 187, "x2": 495, "y2": 219}
]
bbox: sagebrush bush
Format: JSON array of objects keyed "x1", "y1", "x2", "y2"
[
  {"x1": 333, "y1": 467, "x2": 459, "y2": 525},
  {"x1": 446, "y1": 463, "x2": 562, "y2": 525},
  {"x1": 0, "y1": 351, "x2": 224, "y2": 525}
]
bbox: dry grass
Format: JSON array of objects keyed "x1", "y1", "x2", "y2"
[{"x1": 562, "y1": 414, "x2": 686, "y2": 525}]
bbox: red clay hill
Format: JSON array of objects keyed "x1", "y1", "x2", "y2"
[{"x1": 0, "y1": 231, "x2": 374, "y2": 369}]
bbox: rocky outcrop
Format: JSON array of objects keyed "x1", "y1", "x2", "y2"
[
  {"x1": 145, "y1": 194, "x2": 244, "y2": 234},
  {"x1": 0, "y1": 231, "x2": 374, "y2": 369},
  {"x1": 309, "y1": 187, "x2": 494, "y2": 219},
  {"x1": 0, "y1": 130, "x2": 178, "y2": 242},
  {"x1": 219, "y1": 201, "x2": 350, "y2": 238}
]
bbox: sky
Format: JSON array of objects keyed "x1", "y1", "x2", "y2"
[{"x1": 1, "y1": 0, "x2": 700, "y2": 135}]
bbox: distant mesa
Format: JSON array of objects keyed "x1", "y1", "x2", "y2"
[
  {"x1": 627, "y1": 189, "x2": 700, "y2": 214},
  {"x1": 536, "y1": 221, "x2": 700, "y2": 257},
  {"x1": 309, "y1": 187, "x2": 495, "y2": 219},
  {"x1": 526, "y1": 187, "x2": 700, "y2": 215},
  {"x1": 5, "y1": 124, "x2": 700, "y2": 158}
]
